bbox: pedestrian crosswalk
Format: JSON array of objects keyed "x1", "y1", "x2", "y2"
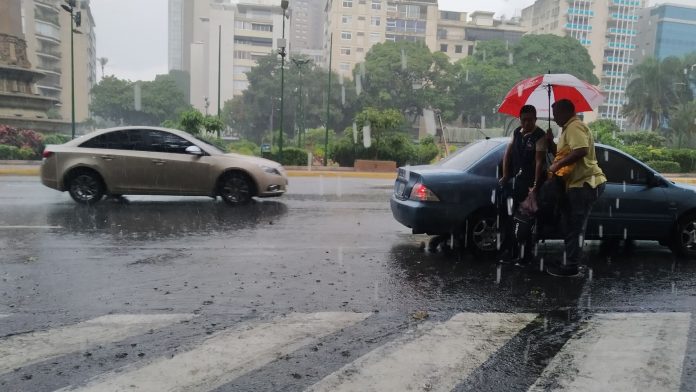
[{"x1": 0, "y1": 311, "x2": 692, "y2": 391}]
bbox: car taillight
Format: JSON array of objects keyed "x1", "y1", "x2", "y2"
[
  {"x1": 42, "y1": 150, "x2": 54, "y2": 159},
  {"x1": 409, "y1": 183, "x2": 440, "y2": 202}
]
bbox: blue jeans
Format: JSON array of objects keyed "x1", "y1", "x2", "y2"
[{"x1": 563, "y1": 183, "x2": 605, "y2": 265}]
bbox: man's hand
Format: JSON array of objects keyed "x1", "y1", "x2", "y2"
[
  {"x1": 548, "y1": 162, "x2": 560, "y2": 174},
  {"x1": 546, "y1": 128, "x2": 554, "y2": 143}
]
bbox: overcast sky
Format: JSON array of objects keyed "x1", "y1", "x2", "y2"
[{"x1": 90, "y1": 0, "x2": 692, "y2": 82}]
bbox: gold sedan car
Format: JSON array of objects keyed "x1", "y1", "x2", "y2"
[{"x1": 40, "y1": 126, "x2": 288, "y2": 205}]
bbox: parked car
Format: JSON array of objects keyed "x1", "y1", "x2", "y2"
[
  {"x1": 390, "y1": 138, "x2": 696, "y2": 258},
  {"x1": 41, "y1": 126, "x2": 288, "y2": 205}
]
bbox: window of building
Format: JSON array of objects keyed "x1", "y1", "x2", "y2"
[
  {"x1": 252, "y1": 23, "x2": 272, "y2": 32},
  {"x1": 357, "y1": 32, "x2": 365, "y2": 36},
  {"x1": 455, "y1": 45, "x2": 463, "y2": 53},
  {"x1": 371, "y1": 16, "x2": 381, "y2": 26},
  {"x1": 341, "y1": 31, "x2": 352, "y2": 40},
  {"x1": 386, "y1": 2, "x2": 397, "y2": 12},
  {"x1": 467, "y1": 45, "x2": 474, "y2": 55},
  {"x1": 358, "y1": 16, "x2": 366, "y2": 20},
  {"x1": 342, "y1": 15, "x2": 351, "y2": 24},
  {"x1": 372, "y1": 0, "x2": 381, "y2": 10},
  {"x1": 357, "y1": 47, "x2": 364, "y2": 52},
  {"x1": 339, "y1": 62, "x2": 351, "y2": 71},
  {"x1": 343, "y1": 0, "x2": 352, "y2": 7},
  {"x1": 234, "y1": 50, "x2": 252, "y2": 60},
  {"x1": 440, "y1": 44, "x2": 448, "y2": 52},
  {"x1": 340, "y1": 47, "x2": 351, "y2": 55},
  {"x1": 233, "y1": 66, "x2": 252, "y2": 75},
  {"x1": 370, "y1": 32, "x2": 381, "y2": 43},
  {"x1": 234, "y1": 80, "x2": 250, "y2": 92}
]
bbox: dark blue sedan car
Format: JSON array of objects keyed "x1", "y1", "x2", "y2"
[{"x1": 390, "y1": 138, "x2": 696, "y2": 258}]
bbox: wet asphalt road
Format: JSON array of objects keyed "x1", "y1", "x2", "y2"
[{"x1": 2, "y1": 175, "x2": 696, "y2": 391}]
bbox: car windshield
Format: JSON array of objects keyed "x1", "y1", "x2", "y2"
[{"x1": 436, "y1": 139, "x2": 503, "y2": 170}]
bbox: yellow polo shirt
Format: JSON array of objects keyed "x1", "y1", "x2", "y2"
[{"x1": 556, "y1": 116, "x2": 607, "y2": 189}]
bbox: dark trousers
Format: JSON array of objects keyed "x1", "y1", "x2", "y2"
[
  {"x1": 499, "y1": 179, "x2": 535, "y2": 260},
  {"x1": 563, "y1": 183, "x2": 605, "y2": 265}
]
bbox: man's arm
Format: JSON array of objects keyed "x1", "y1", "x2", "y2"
[
  {"x1": 499, "y1": 142, "x2": 513, "y2": 185},
  {"x1": 549, "y1": 147, "x2": 587, "y2": 173},
  {"x1": 546, "y1": 128, "x2": 557, "y2": 155},
  {"x1": 533, "y1": 150, "x2": 545, "y2": 191}
]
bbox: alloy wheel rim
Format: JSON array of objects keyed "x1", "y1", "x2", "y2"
[
  {"x1": 681, "y1": 220, "x2": 696, "y2": 251},
  {"x1": 473, "y1": 218, "x2": 498, "y2": 251},
  {"x1": 72, "y1": 175, "x2": 99, "y2": 201},
  {"x1": 222, "y1": 177, "x2": 250, "y2": 203}
]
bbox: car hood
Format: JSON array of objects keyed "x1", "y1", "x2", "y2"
[
  {"x1": 673, "y1": 181, "x2": 696, "y2": 193},
  {"x1": 222, "y1": 153, "x2": 281, "y2": 168}
]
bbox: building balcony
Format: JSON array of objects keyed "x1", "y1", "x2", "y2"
[
  {"x1": 565, "y1": 23, "x2": 592, "y2": 32},
  {"x1": 604, "y1": 56, "x2": 633, "y2": 65},
  {"x1": 610, "y1": 0, "x2": 641, "y2": 8},
  {"x1": 37, "y1": 84, "x2": 63, "y2": 92},
  {"x1": 606, "y1": 28, "x2": 637, "y2": 37},
  {"x1": 37, "y1": 51, "x2": 61, "y2": 60},
  {"x1": 36, "y1": 66, "x2": 62, "y2": 75}
]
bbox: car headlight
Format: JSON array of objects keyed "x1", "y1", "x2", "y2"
[{"x1": 260, "y1": 165, "x2": 281, "y2": 176}]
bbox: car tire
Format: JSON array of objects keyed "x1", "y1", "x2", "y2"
[
  {"x1": 219, "y1": 172, "x2": 253, "y2": 206},
  {"x1": 67, "y1": 169, "x2": 105, "y2": 205},
  {"x1": 670, "y1": 213, "x2": 696, "y2": 259},
  {"x1": 466, "y1": 210, "x2": 501, "y2": 258}
]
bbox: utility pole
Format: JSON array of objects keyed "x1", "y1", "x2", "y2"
[
  {"x1": 324, "y1": 33, "x2": 332, "y2": 166},
  {"x1": 60, "y1": 0, "x2": 81, "y2": 139},
  {"x1": 278, "y1": 0, "x2": 289, "y2": 163},
  {"x1": 217, "y1": 25, "x2": 222, "y2": 139}
]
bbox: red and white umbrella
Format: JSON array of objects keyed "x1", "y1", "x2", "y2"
[{"x1": 498, "y1": 74, "x2": 604, "y2": 120}]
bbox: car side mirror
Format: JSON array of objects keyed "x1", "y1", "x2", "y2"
[
  {"x1": 186, "y1": 145, "x2": 203, "y2": 156},
  {"x1": 646, "y1": 171, "x2": 663, "y2": 188}
]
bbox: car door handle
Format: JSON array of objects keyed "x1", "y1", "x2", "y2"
[
  {"x1": 99, "y1": 155, "x2": 114, "y2": 161},
  {"x1": 152, "y1": 159, "x2": 165, "y2": 165}
]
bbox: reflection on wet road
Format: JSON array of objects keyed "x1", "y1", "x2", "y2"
[{"x1": 2, "y1": 176, "x2": 696, "y2": 391}]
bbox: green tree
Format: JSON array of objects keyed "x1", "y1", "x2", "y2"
[
  {"x1": 178, "y1": 109, "x2": 205, "y2": 135},
  {"x1": 222, "y1": 54, "x2": 357, "y2": 143},
  {"x1": 357, "y1": 41, "x2": 455, "y2": 122},
  {"x1": 588, "y1": 119, "x2": 622, "y2": 147},
  {"x1": 90, "y1": 74, "x2": 189, "y2": 126},
  {"x1": 667, "y1": 102, "x2": 696, "y2": 148},
  {"x1": 623, "y1": 56, "x2": 690, "y2": 130},
  {"x1": 512, "y1": 35, "x2": 599, "y2": 84},
  {"x1": 354, "y1": 107, "x2": 406, "y2": 159}
]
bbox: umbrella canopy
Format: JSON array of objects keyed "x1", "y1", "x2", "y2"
[{"x1": 498, "y1": 74, "x2": 604, "y2": 119}]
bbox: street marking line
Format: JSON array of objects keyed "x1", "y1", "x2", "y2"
[
  {"x1": 306, "y1": 312, "x2": 537, "y2": 392},
  {"x1": 0, "y1": 314, "x2": 193, "y2": 374},
  {"x1": 61, "y1": 312, "x2": 370, "y2": 392},
  {"x1": 0, "y1": 225, "x2": 62, "y2": 229},
  {"x1": 0, "y1": 314, "x2": 9, "y2": 318},
  {"x1": 528, "y1": 312, "x2": 691, "y2": 392}
]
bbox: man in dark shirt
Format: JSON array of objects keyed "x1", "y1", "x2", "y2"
[{"x1": 498, "y1": 105, "x2": 548, "y2": 265}]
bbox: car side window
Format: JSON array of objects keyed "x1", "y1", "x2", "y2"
[
  {"x1": 597, "y1": 147, "x2": 648, "y2": 185},
  {"x1": 144, "y1": 130, "x2": 193, "y2": 154},
  {"x1": 79, "y1": 131, "x2": 129, "y2": 150},
  {"x1": 469, "y1": 144, "x2": 505, "y2": 177}
]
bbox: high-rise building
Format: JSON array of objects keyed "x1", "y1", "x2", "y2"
[
  {"x1": 290, "y1": 0, "x2": 324, "y2": 60},
  {"x1": 634, "y1": 3, "x2": 696, "y2": 65},
  {"x1": 182, "y1": 0, "x2": 289, "y2": 113},
  {"x1": 436, "y1": 10, "x2": 527, "y2": 63},
  {"x1": 168, "y1": 0, "x2": 195, "y2": 72},
  {"x1": 521, "y1": 0, "x2": 646, "y2": 129},
  {"x1": 324, "y1": 0, "x2": 439, "y2": 79},
  {"x1": 19, "y1": 0, "x2": 96, "y2": 124}
]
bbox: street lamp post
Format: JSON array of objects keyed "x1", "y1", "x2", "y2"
[
  {"x1": 60, "y1": 0, "x2": 81, "y2": 139},
  {"x1": 292, "y1": 58, "x2": 310, "y2": 147},
  {"x1": 277, "y1": 0, "x2": 289, "y2": 163}
]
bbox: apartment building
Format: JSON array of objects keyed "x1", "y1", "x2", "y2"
[
  {"x1": 634, "y1": 3, "x2": 696, "y2": 65},
  {"x1": 324, "y1": 0, "x2": 439, "y2": 79},
  {"x1": 521, "y1": 0, "x2": 647, "y2": 128},
  {"x1": 290, "y1": 0, "x2": 324, "y2": 62},
  {"x1": 20, "y1": 0, "x2": 96, "y2": 123},
  {"x1": 436, "y1": 10, "x2": 527, "y2": 62},
  {"x1": 181, "y1": 0, "x2": 289, "y2": 113}
]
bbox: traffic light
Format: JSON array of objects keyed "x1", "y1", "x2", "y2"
[{"x1": 74, "y1": 11, "x2": 81, "y2": 27}]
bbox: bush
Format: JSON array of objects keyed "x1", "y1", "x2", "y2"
[
  {"x1": 666, "y1": 149, "x2": 696, "y2": 173},
  {"x1": 227, "y1": 139, "x2": 260, "y2": 156},
  {"x1": 271, "y1": 147, "x2": 308, "y2": 166},
  {"x1": 618, "y1": 131, "x2": 666, "y2": 147},
  {"x1": 329, "y1": 133, "x2": 438, "y2": 167},
  {"x1": 17, "y1": 147, "x2": 35, "y2": 160},
  {"x1": 0, "y1": 125, "x2": 43, "y2": 158},
  {"x1": 645, "y1": 160, "x2": 681, "y2": 173},
  {"x1": 42, "y1": 133, "x2": 71, "y2": 145},
  {"x1": 198, "y1": 135, "x2": 229, "y2": 151},
  {"x1": 329, "y1": 137, "x2": 356, "y2": 167},
  {"x1": 0, "y1": 145, "x2": 20, "y2": 159}
]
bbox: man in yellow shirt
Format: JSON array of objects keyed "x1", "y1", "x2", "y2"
[{"x1": 546, "y1": 99, "x2": 607, "y2": 277}]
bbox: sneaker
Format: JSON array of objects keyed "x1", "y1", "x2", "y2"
[
  {"x1": 497, "y1": 250, "x2": 519, "y2": 265},
  {"x1": 546, "y1": 263, "x2": 581, "y2": 277},
  {"x1": 514, "y1": 257, "x2": 534, "y2": 269}
]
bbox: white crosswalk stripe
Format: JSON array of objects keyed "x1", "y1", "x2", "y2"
[
  {"x1": 0, "y1": 313, "x2": 193, "y2": 374},
  {"x1": 528, "y1": 312, "x2": 691, "y2": 392},
  {"x1": 306, "y1": 312, "x2": 537, "y2": 392},
  {"x1": 60, "y1": 312, "x2": 370, "y2": 392}
]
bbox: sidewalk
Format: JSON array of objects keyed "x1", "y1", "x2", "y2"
[
  {"x1": 0, "y1": 161, "x2": 397, "y2": 179},
  {"x1": 2, "y1": 161, "x2": 695, "y2": 183}
]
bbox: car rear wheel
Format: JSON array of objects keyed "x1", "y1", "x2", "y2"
[
  {"x1": 67, "y1": 170, "x2": 104, "y2": 205},
  {"x1": 466, "y1": 210, "x2": 501, "y2": 258},
  {"x1": 219, "y1": 172, "x2": 253, "y2": 206},
  {"x1": 670, "y1": 213, "x2": 696, "y2": 259}
]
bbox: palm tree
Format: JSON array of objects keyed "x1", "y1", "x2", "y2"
[
  {"x1": 623, "y1": 57, "x2": 684, "y2": 130},
  {"x1": 668, "y1": 102, "x2": 696, "y2": 148},
  {"x1": 97, "y1": 57, "x2": 108, "y2": 80}
]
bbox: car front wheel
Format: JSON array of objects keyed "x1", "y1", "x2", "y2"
[
  {"x1": 671, "y1": 213, "x2": 696, "y2": 259},
  {"x1": 219, "y1": 172, "x2": 253, "y2": 206},
  {"x1": 68, "y1": 170, "x2": 105, "y2": 205}
]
